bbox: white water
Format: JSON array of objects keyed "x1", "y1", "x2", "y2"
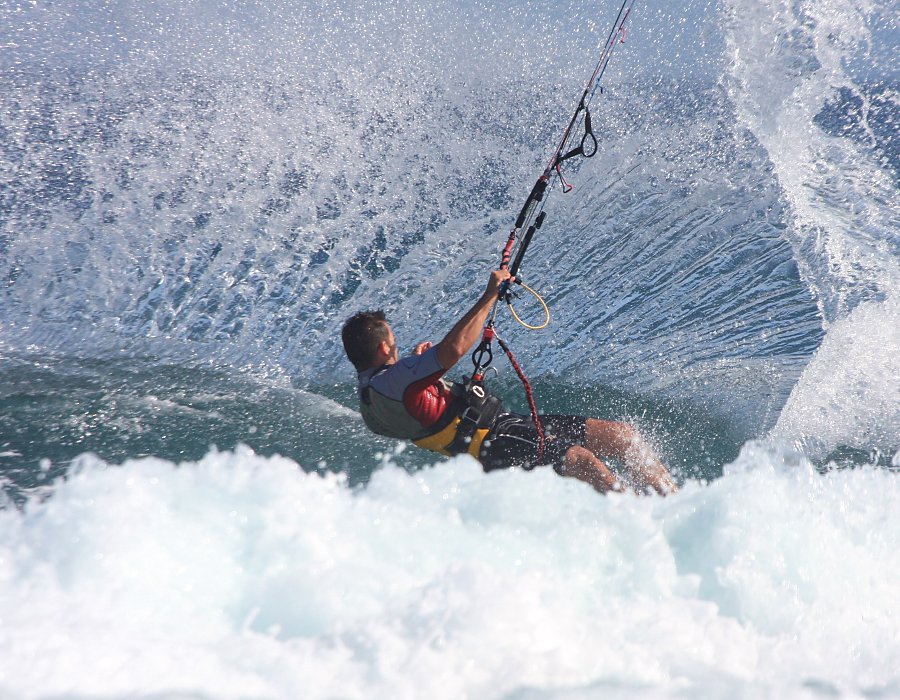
[
  {"x1": 723, "y1": 0, "x2": 899, "y2": 320},
  {"x1": 1, "y1": 445, "x2": 897, "y2": 699}
]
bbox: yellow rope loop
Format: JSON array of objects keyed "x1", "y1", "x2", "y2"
[{"x1": 507, "y1": 281, "x2": 551, "y2": 330}]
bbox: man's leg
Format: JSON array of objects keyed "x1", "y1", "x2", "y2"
[
  {"x1": 584, "y1": 419, "x2": 678, "y2": 495},
  {"x1": 555, "y1": 445, "x2": 620, "y2": 494}
]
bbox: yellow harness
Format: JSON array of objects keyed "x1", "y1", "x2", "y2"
[{"x1": 413, "y1": 414, "x2": 490, "y2": 459}]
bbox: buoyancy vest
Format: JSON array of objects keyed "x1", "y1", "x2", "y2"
[{"x1": 358, "y1": 354, "x2": 501, "y2": 459}]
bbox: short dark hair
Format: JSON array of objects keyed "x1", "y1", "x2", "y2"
[{"x1": 341, "y1": 310, "x2": 390, "y2": 371}]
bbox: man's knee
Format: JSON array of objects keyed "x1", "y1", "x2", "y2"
[
  {"x1": 592, "y1": 417, "x2": 637, "y2": 434},
  {"x1": 556, "y1": 444, "x2": 595, "y2": 475},
  {"x1": 558, "y1": 444, "x2": 619, "y2": 493},
  {"x1": 585, "y1": 418, "x2": 638, "y2": 454}
]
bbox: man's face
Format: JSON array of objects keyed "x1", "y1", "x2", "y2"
[{"x1": 382, "y1": 324, "x2": 399, "y2": 364}]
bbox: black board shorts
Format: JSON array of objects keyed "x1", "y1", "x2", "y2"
[{"x1": 478, "y1": 413, "x2": 588, "y2": 472}]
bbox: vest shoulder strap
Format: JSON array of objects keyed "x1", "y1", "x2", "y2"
[{"x1": 358, "y1": 364, "x2": 390, "y2": 405}]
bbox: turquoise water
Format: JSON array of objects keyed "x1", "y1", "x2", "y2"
[{"x1": 0, "y1": 354, "x2": 745, "y2": 504}]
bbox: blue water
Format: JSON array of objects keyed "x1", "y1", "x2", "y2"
[{"x1": 0, "y1": 0, "x2": 898, "y2": 697}]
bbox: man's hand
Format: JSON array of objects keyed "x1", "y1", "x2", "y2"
[
  {"x1": 413, "y1": 342, "x2": 433, "y2": 355},
  {"x1": 435, "y1": 267, "x2": 517, "y2": 370},
  {"x1": 485, "y1": 267, "x2": 513, "y2": 299}
]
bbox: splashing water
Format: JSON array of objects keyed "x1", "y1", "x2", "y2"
[{"x1": 0, "y1": 1, "x2": 898, "y2": 695}]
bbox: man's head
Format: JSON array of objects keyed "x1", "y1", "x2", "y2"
[{"x1": 341, "y1": 310, "x2": 398, "y2": 372}]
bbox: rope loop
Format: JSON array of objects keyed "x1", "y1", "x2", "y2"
[{"x1": 507, "y1": 281, "x2": 550, "y2": 330}]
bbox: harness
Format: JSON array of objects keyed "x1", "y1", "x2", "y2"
[{"x1": 413, "y1": 380, "x2": 502, "y2": 458}]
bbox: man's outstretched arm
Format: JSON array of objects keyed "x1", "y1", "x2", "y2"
[{"x1": 434, "y1": 268, "x2": 511, "y2": 370}]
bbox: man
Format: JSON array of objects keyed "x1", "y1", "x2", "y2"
[{"x1": 341, "y1": 268, "x2": 677, "y2": 495}]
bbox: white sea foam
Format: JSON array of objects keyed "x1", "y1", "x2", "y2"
[{"x1": 0, "y1": 444, "x2": 897, "y2": 699}]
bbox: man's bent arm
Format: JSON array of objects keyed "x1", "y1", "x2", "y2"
[{"x1": 434, "y1": 269, "x2": 510, "y2": 370}]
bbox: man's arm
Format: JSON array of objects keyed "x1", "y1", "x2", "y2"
[{"x1": 434, "y1": 268, "x2": 511, "y2": 370}]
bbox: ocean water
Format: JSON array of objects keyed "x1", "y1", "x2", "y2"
[{"x1": 1, "y1": 0, "x2": 898, "y2": 697}]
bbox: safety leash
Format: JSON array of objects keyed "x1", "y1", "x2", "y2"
[
  {"x1": 470, "y1": 320, "x2": 546, "y2": 461},
  {"x1": 496, "y1": 334, "x2": 545, "y2": 460}
]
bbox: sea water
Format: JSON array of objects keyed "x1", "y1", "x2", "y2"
[{"x1": 1, "y1": 0, "x2": 898, "y2": 697}]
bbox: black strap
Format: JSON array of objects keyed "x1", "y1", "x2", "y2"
[
  {"x1": 555, "y1": 104, "x2": 598, "y2": 166},
  {"x1": 359, "y1": 364, "x2": 390, "y2": 405},
  {"x1": 509, "y1": 211, "x2": 545, "y2": 277},
  {"x1": 445, "y1": 383, "x2": 503, "y2": 455},
  {"x1": 514, "y1": 176, "x2": 549, "y2": 230}
]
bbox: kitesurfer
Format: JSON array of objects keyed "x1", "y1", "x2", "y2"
[{"x1": 341, "y1": 267, "x2": 678, "y2": 495}]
